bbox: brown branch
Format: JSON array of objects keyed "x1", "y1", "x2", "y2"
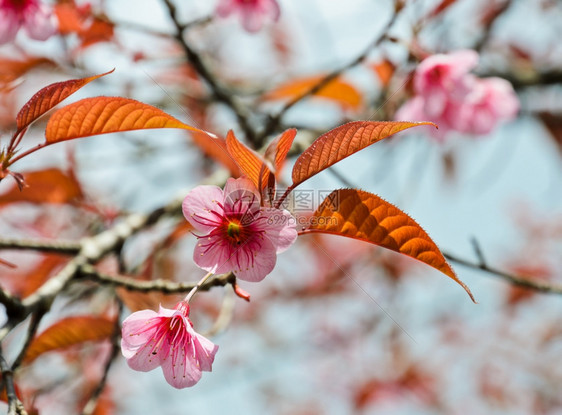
[
  {"x1": 80, "y1": 299, "x2": 123, "y2": 415},
  {"x1": 444, "y1": 252, "x2": 562, "y2": 295},
  {"x1": 11, "y1": 310, "x2": 45, "y2": 371},
  {"x1": 0, "y1": 197, "x2": 183, "y2": 342},
  {"x1": 162, "y1": 0, "x2": 257, "y2": 145},
  {"x1": 0, "y1": 238, "x2": 81, "y2": 255},
  {"x1": 257, "y1": 7, "x2": 400, "y2": 142},
  {"x1": 79, "y1": 265, "x2": 235, "y2": 294},
  {"x1": 0, "y1": 346, "x2": 25, "y2": 415}
]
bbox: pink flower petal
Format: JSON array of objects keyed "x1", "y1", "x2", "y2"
[
  {"x1": 0, "y1": 9, "x2": 21, "y2": 44},
  {"x1": 183, "y1": 185, "x2": 225, "y2": 233},
  {"x1": 240, "y1": 8, "x2": 265, "y2": 32},
  {"x1": 160, "y1": 334, "x2": 202, "y2": 389},
  {"x1": 193, "y1": 232, "x2": 235, "y2": 274},
  {"x1": 121, "y1": 309, "x2": 161, "y2": 351},
  {"x1": 232, "y1": 236, "x2": 277, "y2": 282},
  {"x1": 23, "y1": 3, "x2": 57, "y2": 41},
  {"x1": 258, "y1": 208, "x2": 297, "y2": 253},
  {"x1": 216, "y1": 0, "x2": 237, "y2": 17},
  {"x1": 191, "y1": 331, "x2": 218, "y2": 372},
  {"x1": 223, "y1": 177, "x2": 261, "y2": 220}
]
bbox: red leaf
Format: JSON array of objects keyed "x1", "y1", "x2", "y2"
[
  {"x1": 0, "y1": 168, "x2": 83, "y2": 206},
  {"x1": 23, "y1": 316, "x2": 115, "y2": 364},
  {"x1": 291, "y1": 121, "x2": 436, "y2": 188},
  {"x1": 301, "y1": 189, "x2": 475, "y2": 301},
  {"x1": 16, "y1": 69, "x2": 114, "y2": 133},
  {"x1": 45, "y1": 97, "x2": 214, "y2": 144}
]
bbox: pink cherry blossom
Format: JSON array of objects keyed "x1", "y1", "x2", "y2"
[
  {"x1": 216, "y1": 0, "x2": 280, "y2": 33},
  {"x1": 183, "y1": 177, "x2": 297, "y2": 282},
  {"x1": 395, "y1": 50, "x2": 519, "y2": 141},
  {"x1": 0, "y1": 0, "x2": 57, "y2": 44},
  {"x1": 121, "y1": 301, "x2": 218, "y2": 389}
]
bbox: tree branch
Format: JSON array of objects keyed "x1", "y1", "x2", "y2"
[
  {"x1": 79, "y1": 265, "x2": 235, "y2": 294},
  {"x1": 0, "y1": 346, "x2": 24, "y2": 415},
  {"x1": 257, "y1": 7, "x2": 399, "y2": 142},
  {"x1": 444, "y1": 252, "x2": 562, "y2": 296},
  {"x1": 80, "y1": 299, "x2": 123, "y2": 415},
  {"x1": 0, "y1": 238, "x2": 81, "y2": 255},
  {"x1": 162, "y1": 0, "x2": 257, "y2": 145},
  {"x1": 0, "y1": 197, "x2": 183, "y2": 342}
]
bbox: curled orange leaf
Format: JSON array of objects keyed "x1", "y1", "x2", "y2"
[
  {"x1": 302, "y1": 189, "x2": 475, "y2": 301},
  {"x1": 264, "y1": 128, "x2": 297, "y2": 175},
  {"x1": 16, "y1": 69, "x2": 114, "y2": 133},
  {"x1": 263, "y1": 75, "x2": 362, "y2": 111},
  {"x1": 291, "y1": 121, "x2": 436, "y2": 188},
  {"x1": 45, "y1": 97, "x2": 213, "y2": 143},
  {"x1": 23, "y1": 316, "x2": 115, "y2": 364}
]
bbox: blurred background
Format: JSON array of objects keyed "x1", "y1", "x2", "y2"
[{"x1": 1, "y1": 0, "x2": 562, "y2": 413}]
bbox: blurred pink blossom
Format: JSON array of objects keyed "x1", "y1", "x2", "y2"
[
  {"x1": 183, "y1": 177, "x2": 297, "y2": 282},
  {"x1": 121, "y1": 302, "x2": 218, "y2": 389},
  {"x1": 216, "y1": 0, "x2": 280, "y2": 33},
  {"x1": 396, "y1": 50, "x2": 519, "y2": 141},
  {"x1": 0, "y1": 0, "x2": 57, "y2": 44}
]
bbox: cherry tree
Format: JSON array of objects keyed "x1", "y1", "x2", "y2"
[{"x1": 1, "y1": 0, "x2": 561, "y2": 413}]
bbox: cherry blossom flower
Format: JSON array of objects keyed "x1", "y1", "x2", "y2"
[
  {"x1": 395, "y1": 49, "x2": 519, "y2": 141},
  {"x1": 216, "y1": 0, "x2": 280, "y2": 33},
  {"x1": 182, "y1": 177, "x2": 297, "y2": 282},
  {"x1": 121, "y1": 301, "x2": 218, "y2": 389},
  {"x1": 0, "y1": 0, "x2": 57, "y2": 44}
]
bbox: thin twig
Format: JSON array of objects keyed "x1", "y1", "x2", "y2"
[
  {"x1": 162, "y1": 0, "x2": 257, "y2": 145},
  {"x1": 11, "y1": 310, "x2": 46, "y2": 371},
  {"x1": 257, "y1": 7, "x2": 400, "y2": 142},
  {"x1": 444, "y1": 252, "x2": 562, "y2": 295},
  {"x1": 0, "y1": 346, "x2": 23, "y2": 415},
  {"x1": 80, "y1": 299, "x2": 123, "y2": 415}
]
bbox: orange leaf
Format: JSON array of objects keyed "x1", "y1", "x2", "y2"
[
  {"x1": 225, "y1": 130, "x2": 271, "y2": 191},
  {"x1": 45, "y1": 97, "x2": 214, "y2": 144},
  {"x1": 263, "y1": 75, "x2": 362, "y2": 111},
  {"x1": 291, "y1": 121, "x2": 436, "y2": 188},
  {"x1": 54, "y1": 2, "x2": 90, "y2": 35},
  {"x1": 23, "y1": 316, "x2": 115, "y2": 364},
  {"x1": 264, "y1": 128, "x2": 297, "y2": 175},
  {"x1": 79, "y1": 18, "x2": 114, "y2": 49},
  {"x1": 16, "y1": 70, "x2": 114, "y2": 133},
  {"x1": 372, "y1": 60, "x2": 395, "y2": 87},
  {"x1": 0, "y1": 168, "x2": 83, "y2": 206},
  {"x1": 0, "y1": 56, "x2": 54, "y2": 88},
  {"x1": 190, "y1": 131, "x2": 240, "y2": 176},
  {"x1": 302, "y1": 189, "x2": 474, "y2": 301}
]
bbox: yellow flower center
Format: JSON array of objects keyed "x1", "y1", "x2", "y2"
[{"x1": 227, "y1": 221, "x2": 241, "y2": 239}]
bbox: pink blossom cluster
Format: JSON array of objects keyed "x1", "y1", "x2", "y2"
[
  {"x1": 216, "y1": 0, "x2": 280, "y2": 33},
  {"x1": 0, "y1": 0, "x2": 57, "y2": 44},
  {"x1": 121, "y1": 177, "x2": 297, "y2": 388},
  {"x1": 395, "y1": 50, "x2": 519, "y2": 141}
]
